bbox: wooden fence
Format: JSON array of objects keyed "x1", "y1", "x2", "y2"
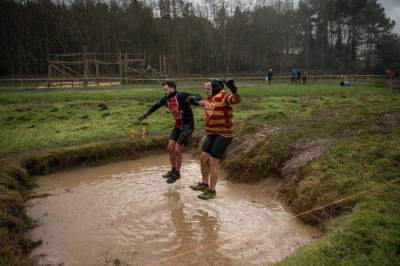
[{"x1": 0, "y1": 75, "x2": 385, "y2": 89}]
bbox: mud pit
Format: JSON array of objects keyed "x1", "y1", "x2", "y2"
[{"x1": 27, "y1": 154, "x2": 320, "y2": 265}]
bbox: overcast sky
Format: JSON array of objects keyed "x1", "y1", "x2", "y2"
[
  {"x1": 380, "y1": 0, "x2": 400, "y2": 33},
  {"x1": 191, "y1": 0, "x2": 400, "y2": 34}
]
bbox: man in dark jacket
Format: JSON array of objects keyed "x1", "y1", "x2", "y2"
[
  {"x1": 267, "y1": 69, "x2": 273, "y2": 84},
  {"x1": 138, "y1": 81, "x2": 200, "y2": 183}
]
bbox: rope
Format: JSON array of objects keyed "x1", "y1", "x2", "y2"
[
  {"x1": 290, "y1": 177, "x2": 400, "y2": 219},
  {"x1": 144, "y1": 177, "x2": 400, "y2": 266}
]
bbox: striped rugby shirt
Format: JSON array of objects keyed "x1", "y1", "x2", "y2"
[{"x1": 204, "y1": 90, "x2": 235, "y2": 138}]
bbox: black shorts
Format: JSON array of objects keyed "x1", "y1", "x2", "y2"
[
  {"x1": 170, "y1": 124, "x2": 194, "y2": 146},
  {"x1": 201, "y1": 134, "x2": 232, "y2": 160}
]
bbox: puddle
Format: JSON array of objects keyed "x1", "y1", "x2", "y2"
[{"x1": 27, "y1": 154, "x2": 320, "y2": 265}]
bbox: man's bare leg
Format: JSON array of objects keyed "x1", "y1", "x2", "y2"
[
  {"x1": 174, "y1": 143, "x2": 183, "y2": 173},
  {"x1": 166, "y1": 140, "x2": 181, "y2": 183},
  {"x1": 200, "y1": 152, "x2": 210, "y2": 184},
  {"x1": 208, "y1": 157, "x2": 220, "y2": 191},
  {"x1": 167, "y1": 140, "x2": 176, "y2": 170}
]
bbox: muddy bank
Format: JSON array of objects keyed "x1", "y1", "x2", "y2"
[
  {"x1": 0, "y1": 163, "x2": 39, "y2": 265},
  {"x1": 223, "y1": 110, "x2": 400, "y2": 225},
  {"x1": 219, "y1": 108, "x2": 400, "y2": 265},
  {"x1": 21, "y1": 137, "x2": 168, "y2": 176},
  {"x1": 27, "y1": 154, "x2": 320, "y2": 265}
]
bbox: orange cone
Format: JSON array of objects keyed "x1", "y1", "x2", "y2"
[
  {"x1": 141, "y1": 127, "x2": 147, "y2": 139},
  {"x1": 129, "y1": 128, "x2": 136, "y2": 139}
]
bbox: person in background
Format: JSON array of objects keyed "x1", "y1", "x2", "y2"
[
  {"x1": 340, "y1": 75, "x2": 350, "y2": 87},
  {"x1": 296, "y1": 69, "x2": 302, "y2": 84},
  {"x1": 267, "y1": 69, "x2": 273, "y2": 84},
  {"x1": 291, "y1": 68, "x2": 297, "y2": 83},
  {"x1": 385, "y1": 68, "x2": 395, "y2": 79},
  {"x1": 302, "y1": 71, "x2": 307, "y2": 84}
]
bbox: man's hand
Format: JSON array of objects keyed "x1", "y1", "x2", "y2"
[
  {"x1": 186, "y1": 95, "x2": 202, "y2": 106},
  {"x1": 138, "y1": 114, "x2": 147, "y2": 122},
  {"x1": 224, "y1": 79, "x2": 237, "y2": 94}
]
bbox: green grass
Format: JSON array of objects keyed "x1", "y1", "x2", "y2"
[
  {"x1": 278, "y1": 132, "x2": 400, "y2": 266},
  {"x1": 0, "y1": 82, "x2": 395, "y2": 154}
]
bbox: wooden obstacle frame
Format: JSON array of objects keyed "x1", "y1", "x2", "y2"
[{"x1": 47, "y1": 49, "x2": 167, "y2": 87}]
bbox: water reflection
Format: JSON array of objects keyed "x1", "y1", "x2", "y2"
[
  {"x1": 164, "y1": 190, "x2": 194, "y2": 253},
  {"x1": 163, "y1": 190, "x2": 233, "y2": 265},
  {"x1": 193, "y1": 209, "x2": 218, "y2": 246}
]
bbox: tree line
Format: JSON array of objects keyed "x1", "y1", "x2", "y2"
[{"x1": 1, "y1": 0, "x2": 399, "y2": 77}]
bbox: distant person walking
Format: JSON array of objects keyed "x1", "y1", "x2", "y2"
[
  {"x1": 385, "y1": 69, "x2": 395, "y2": 79},
  {"x1": 266, "y1": 69, "x2": 273, "y2": 84},
  {"x1": 188, "y1": 79, "x2": 241, "y2": 200},
  {"x1": 138, "y1": 81, "x2": 200, "y2": 184},
  {"x1": 302, "y1": 71, "x2": 308, "y2": 84},
  {"x1": 296, "y1": 69, "x2": 302, "y2": 84},
  {"x1": 291, "y1": 68, "x2": 297, "y2": 83}
]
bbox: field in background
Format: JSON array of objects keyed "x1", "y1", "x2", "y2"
[
  {"x1": 0, "y1": 74, "x2": 384, "y2": 90},
  {"x1": 0, "y1": 81, "x2": 394, "y2": 154}
]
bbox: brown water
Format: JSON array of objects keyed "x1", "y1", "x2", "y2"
[{"x1": 27, "y1": 154, "x2": 320, "y2": 266}]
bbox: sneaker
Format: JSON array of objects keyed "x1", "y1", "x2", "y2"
[
  {"x1": 198, "y1": 189, "x2": 216, "y2": 200},
  {"x1": 166, "y1": 174, "x2": 181, "y2": 184},
  {"x1": 162, "y1": 170, "x2": 174, "y2": 179},
  {"x1": 190, "y1": 182, "x2": 209, "y2": 192}
]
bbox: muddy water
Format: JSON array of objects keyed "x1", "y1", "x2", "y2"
[{"x1": 27, "y1": 154, "x2": 320, "y2": 266}]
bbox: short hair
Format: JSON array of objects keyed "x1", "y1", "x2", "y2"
[{"x1": 162, "y1": 81, "x2": 176, "y2": 90}]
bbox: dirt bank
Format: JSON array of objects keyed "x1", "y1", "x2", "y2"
[
  {"x1": 0, "y1": 163, "x2": 39, "y2": 265},
  {"x1": 223, "y1": 110, "x2": 400, "y2": 225},
  {"x1": 222, "y1": 109, "x2": 400, "y2": 265}
]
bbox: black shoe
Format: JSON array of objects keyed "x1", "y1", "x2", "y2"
[
  {"x1": 162, "y1": 170, "x2": 174, "y2": 179},
  {"x1": 190, "y1": 182, "x2": 208, "y2": 192},
  {"x1": 166, "y1": 174, "x2": 181, "y2": 184},
  {"x1": 198, "y1": 188, "x2": 216, "y2": 200}
]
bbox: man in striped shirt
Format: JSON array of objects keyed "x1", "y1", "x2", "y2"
[{"x1": 188, "y1": 79, "x2": 241, "y2": 200}]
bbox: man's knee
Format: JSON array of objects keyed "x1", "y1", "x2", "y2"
[
  {"x1": 209, "y1": 156, "x2": 220, "y2": 166},
  {"x1": 167, "y1": 141, "x2": 175, "y2": 153},
  {"x1": 174, "y1": 144, "x2": 182, "y2": 153},
  {"x1": 200, "y1": 152, "x2": 210, "y2": 163}
]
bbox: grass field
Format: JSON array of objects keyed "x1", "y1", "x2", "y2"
[
  {"x1": 1, "y1": 80, "x2": 400, "y2": 265},
  {"x1": 0, "y1": 81, "x2": 395, "y2": 154}
]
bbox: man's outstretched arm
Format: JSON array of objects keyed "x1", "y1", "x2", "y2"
[
  {"x1": 186, "y1": 93, "x2": 204, "y2": 107},
  {"x1": 138, "y1": 97, "x2": 167, "y2": 121}
]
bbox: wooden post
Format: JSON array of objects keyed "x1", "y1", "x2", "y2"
[
  {"x1": 47, "y1": 52, "x2": 51, "y2": 88},
  {"x1": 83, "y1": 47, "x2": 88, "y2": 87},
  {"x1": 163, "y1": 54, "x2": 167, "y2": 74},
  {"x1": 95, "y1": 52, "x2": 99, "y2": 86},
  {"x1": 159, "y1": 54, "x2": 162, "y2": 73},
  {"x1": 47, "y1": 64, "x2": 51, "y2": 88},
  {"x1": 124, "y1": 52, "x2": 128, "y2": 85},
  {"x1": 119, "y1": 51, "x2": 122, "y2": 85}
]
